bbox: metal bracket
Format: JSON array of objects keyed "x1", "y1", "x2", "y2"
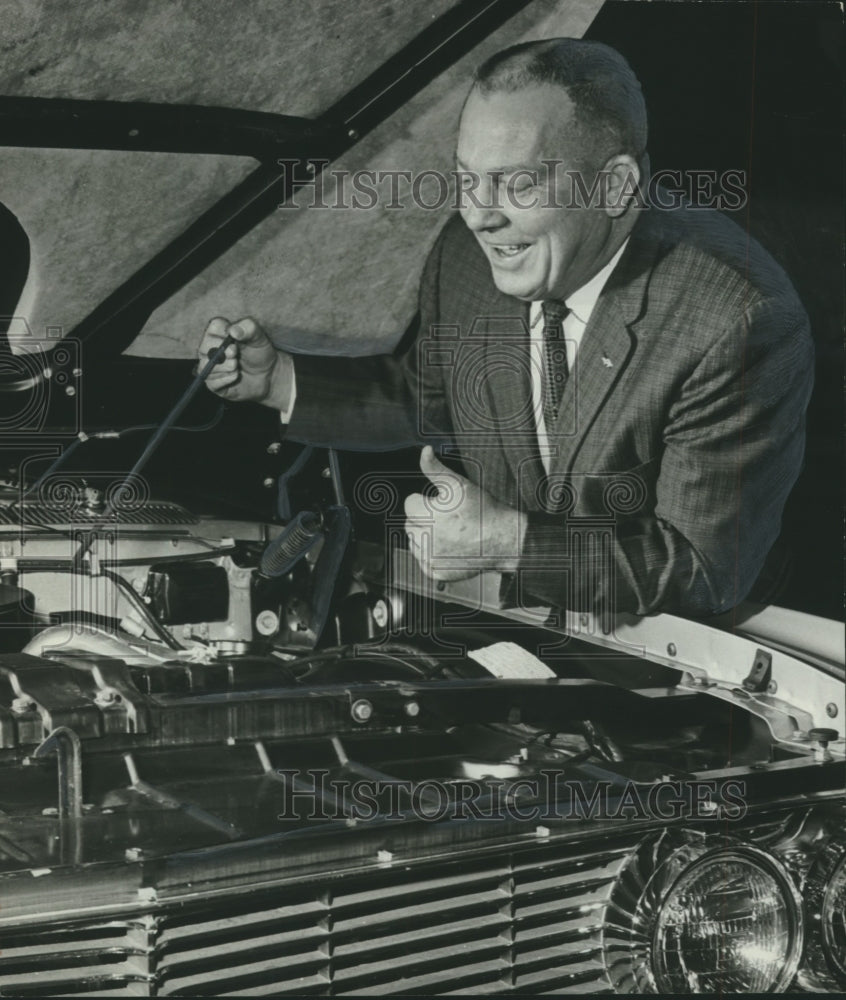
[
  {"x1": 742, "y1": 648, "x2": 773, "y2": 693},
  {"x1": 33, "y1": 725, "x2": 83, "y2": 819}
]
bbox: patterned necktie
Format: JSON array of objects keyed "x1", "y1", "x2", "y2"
[{"x1": 541, "y1": 300, "x2": 570, "y2": 429}]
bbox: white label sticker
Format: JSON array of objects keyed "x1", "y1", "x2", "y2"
[{"x1": 468, "y1": 641, "x2": 556, "y2": 679}]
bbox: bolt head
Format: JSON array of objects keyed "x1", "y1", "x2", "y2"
[
  {"x1": 666, "y1": 643, "x2": 677, "y2": 657},
  {"x1": 826, "y1": 702, "x2": 839, "y2": 718},
  {"x1": 266, "y1": 441, "x2": 282, "y2": 455},
  {"x1": 372, "y1": 599, "x2": 390, "y2": 629},
  {"x1": 351, "y1": 699, "x2": 373, "y2": 723},
  {"x1": 403, "y1": 700, "x2": 420, "y2": 718},
  {"x1": 262, "y1": 477, "x2": 275, "y2": 489},
  {"x1": 255, "y1": 609, "x2": 280, "y2": 637}
]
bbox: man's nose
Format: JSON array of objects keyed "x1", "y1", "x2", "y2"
[{"x1": 460, "y1": 199, "x2": 509, "y2": 232}]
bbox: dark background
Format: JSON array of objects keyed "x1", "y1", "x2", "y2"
[
  {"x1": 1, "y1": 0, "x2": 842, "y2": 619},
  {"x1": 585, "y1": 0, "x2": 843, "y2": 617}
]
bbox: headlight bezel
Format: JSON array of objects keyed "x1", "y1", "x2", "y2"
[
  {"x1": 800, "y1": 835, "x2": 846, "y2": 991},
  {"x1": 605, "y1": 830, "x2": 805, "y2": 994}
]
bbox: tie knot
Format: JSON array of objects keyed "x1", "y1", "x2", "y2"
[{"x1": 541, "y1": 300, "x2": 569, "y2": 336}]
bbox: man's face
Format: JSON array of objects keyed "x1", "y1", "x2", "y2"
[{"x1": 456, "y1": 84, "x2": 611, "y2": 301}]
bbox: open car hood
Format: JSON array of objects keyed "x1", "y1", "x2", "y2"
[{"x1": 1, "y1": 0, "x2": 602, "y2": 359}]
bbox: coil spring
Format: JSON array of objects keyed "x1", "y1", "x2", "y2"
[{"x1": 260, "y1": 510, "x2": 322, "y2": 577}]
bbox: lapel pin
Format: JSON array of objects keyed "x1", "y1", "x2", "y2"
[{"x1": 602, "y1": 354, "x2": 613, "y2": 368}]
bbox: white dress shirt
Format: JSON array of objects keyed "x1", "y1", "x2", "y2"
[{"x1": 529, "y1": 238, "x2": 629, "y2": 472}]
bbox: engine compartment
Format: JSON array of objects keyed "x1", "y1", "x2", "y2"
[{"x1": 0, "y1": 497, "x2": 839, "y2": 875}]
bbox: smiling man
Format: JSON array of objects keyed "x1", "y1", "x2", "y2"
[{"x1": 198, "y1": 38, "x2": 813, "y2": 617}]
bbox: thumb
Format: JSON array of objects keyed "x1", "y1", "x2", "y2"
[
  {"x1": 227, "y1": 317, "x2": 260, "y2": 343},
  {"x1": 419, "y1": 445, "x2": 450, "y2": 481}
]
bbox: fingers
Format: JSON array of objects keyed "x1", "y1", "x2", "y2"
[{"x1": 199, "y1": 317, "x2": 237, "y2": 364}]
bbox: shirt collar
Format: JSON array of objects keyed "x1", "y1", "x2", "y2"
[{"x1": 564, "y1": 236, "x2": 630, "y2": 325}]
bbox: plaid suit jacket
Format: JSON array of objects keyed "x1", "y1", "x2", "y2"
[{"x1": 288, "y1": 206, "x2": 813, "y2": 616}]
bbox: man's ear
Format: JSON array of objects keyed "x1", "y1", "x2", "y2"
[{"x1": 602, "y1": 154, "x2": 643, "y2": 217}]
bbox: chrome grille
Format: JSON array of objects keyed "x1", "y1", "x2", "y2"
[
  {"x1": 0, "y1": 918, "x2": 154, "y2": 996},
  {"x1": 0, "y1": 838, "x2": 637, "y2": 996}
]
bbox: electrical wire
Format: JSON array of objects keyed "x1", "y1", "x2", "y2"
[{"x1": 73, "y1": 338, "x2": 234, "y2": 565}]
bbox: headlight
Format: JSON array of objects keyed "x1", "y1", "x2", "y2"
[
  {"x1": 605, "y1": 832, "x2": 804, "y2": 994},
  {"x1": 652, "y1": 851, "x2": 802, "y2": 993},
  {"x1": 822, "y1": 854, "x2": 846, "y2": 982},
  {"x1": 803, "y1": 835, "x2": 846, "y2": 990}
]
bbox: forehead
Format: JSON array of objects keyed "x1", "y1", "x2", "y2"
[{"x1": 456, "y1": 84, "x2": 579, "y2": 168}]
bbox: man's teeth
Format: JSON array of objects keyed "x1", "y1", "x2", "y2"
[{"x1": 494, "y1": 244, "x2": 529, "y2": 257}]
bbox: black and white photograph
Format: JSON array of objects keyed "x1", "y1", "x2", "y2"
[{"x1": 0, "y1": 0, "x2": 843, "y2": 995}]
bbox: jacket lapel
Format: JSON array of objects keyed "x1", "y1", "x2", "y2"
[{"x1": 548, "y1": 225, "x2": 660, "y2": 474}]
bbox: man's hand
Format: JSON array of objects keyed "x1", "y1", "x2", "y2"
[
  {"x1": 404, "y1": 446, "x2": 527, "y2": 582},
  {"x1": 198, "y1": 317, "x2": 293, "y2": 409}
]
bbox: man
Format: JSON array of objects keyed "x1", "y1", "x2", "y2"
[{"x1": 198, "y1": 38, "x2": 813, "y2": 617}]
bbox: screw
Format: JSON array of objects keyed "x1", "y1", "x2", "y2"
[
  {"x1": 377, "y1": 849, "x2": 393, "y2": 863},
  {"x1": 372, "y1": 599, "x2": 390, "y2": 629},
  {"x1": 826, "y1": 702, "x2": 839, "y2": 718},
  {"x1": 436, "y1": 581, "x2": 445, "y2": 592},
  {"x1": 348, "y1": 128, "x2": 360, "y2": 140},
  {"x1": 321, "y1": 467, "x2": 332, "y2": 478},
  {"x1": 262, "y1": 477, "x2": 275, "y2": 489},
  {"x1": 65, "y1": 385, "x2": 76, "y2": 396},
  {"x1": 124, "y1": 847, "x2": 143, "y2": 861},
  {"x1": 72, "y1": 367, "x2": 82, "y2": 377},
  {"x1": 404, "y1": 701, "x2": 420, "y2": 718},
  {"x1": 306, "y1": 161, "x2": 316, "y2": 174},
  {"x1": 351, "y1": 699, "x2": 373, "y2": 723},
  {"x1": 535, "y1": 825, "x2": 551, "y2": 839},
  {"x1": 266, "y1": 441, "x2": 282, "y2": 455},
  {"x1": 767, "y1": 680, "x2": 778, "y2": 694},
  {"x1": 579, "y1": 613, "x2": 589, "y2": 628},
  {"x1": 667, "y1": 643, "x2": 677, "y2": 657}
]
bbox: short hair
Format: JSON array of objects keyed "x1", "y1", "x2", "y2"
[{"x1": 473, "y1": 38, "x2": 648, "y2": 167}]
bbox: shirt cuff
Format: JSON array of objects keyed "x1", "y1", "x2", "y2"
[{"x1": 278, "y1": 365, "x2": 297, "y2": 424}]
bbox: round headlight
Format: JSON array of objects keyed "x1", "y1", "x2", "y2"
[
  {"x1": 822, "y1": 854, "x2": 846, "y2": 982},
  {"x1": 652, "y1": 851, "x2": 802, "y2": 993},
  {"x1": 605, "y1": 833, "x2": 804, "y2": 994}
]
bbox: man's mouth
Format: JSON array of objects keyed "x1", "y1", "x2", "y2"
[{"x1": 490, "y1": 243, "x2": 531, "y2": 259}]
